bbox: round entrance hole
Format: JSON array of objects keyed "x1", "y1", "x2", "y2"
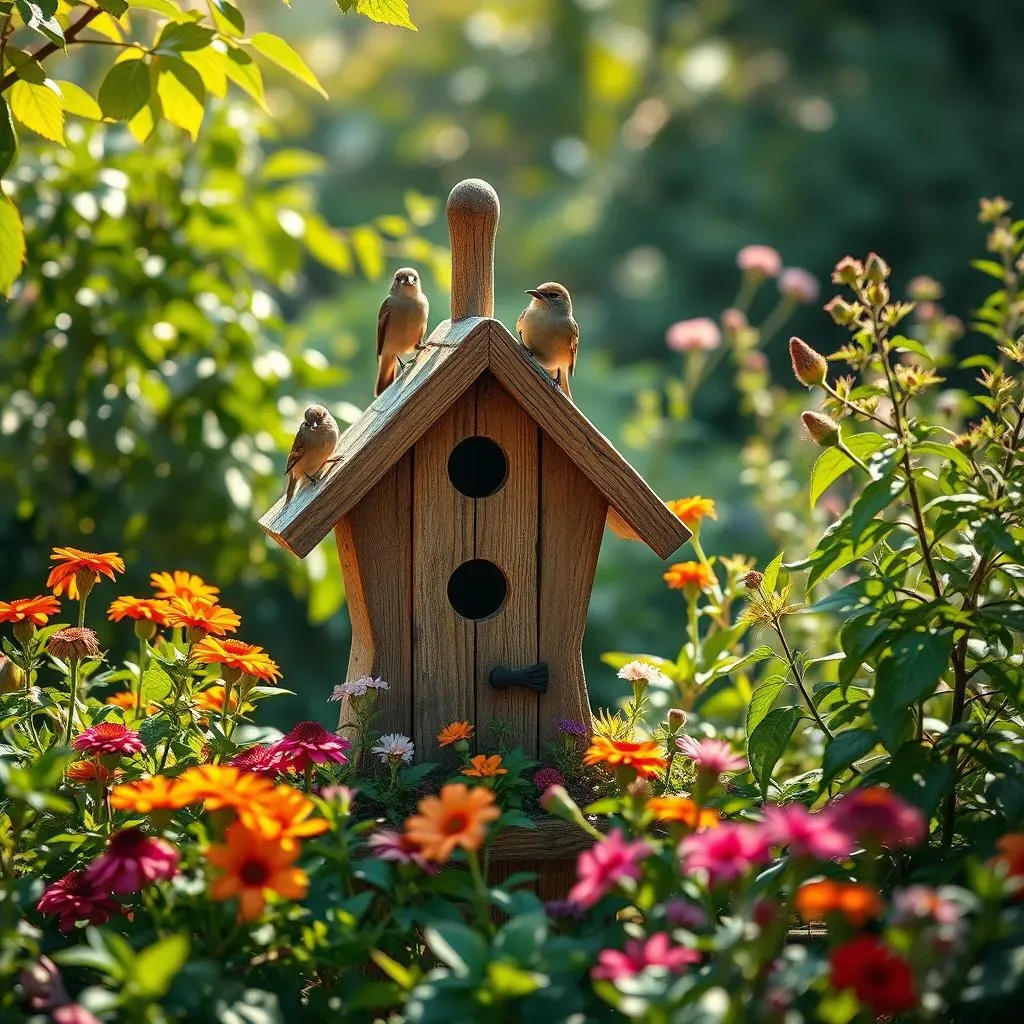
[
  {"x1": 447, "y1": 559, "x2": 508, "y2": 621},
  {"x1": 447, "y1": 436, "x2": 508, "y2": 498}
]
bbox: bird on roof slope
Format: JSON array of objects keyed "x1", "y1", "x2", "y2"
[
  {"x1": 375, "y1": 267, "x2": 430, "y2": 397},
  {"x1": 285, "y1": 404, "x2": 340, "y2": 503},
  {"x1": 516, "y1": 281, "x2": 578, "y2": 399}
]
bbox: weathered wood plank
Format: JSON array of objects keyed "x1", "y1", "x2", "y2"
[
  {"x1": 473, "y1": 372, "x2": 539, "y2": 756},
  {"x1": 489, "y1": 819, "x2": 597, "y2": 859},
  {"x1": 537, "y1": 437, "x2": 606, "y2": 748},
  {"x1": 412, "y1": 394, "x2": 477, "y2": 760},
  {"x1": 334, "y1": 454, "x2": 413, "y2": 741},
  {"x1": 486, "y1": 321, "x2": 691, "y2": 560}
]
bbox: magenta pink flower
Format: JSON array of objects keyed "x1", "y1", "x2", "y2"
[
  {"x1": 737, "y1": 244, "x2": 782, "y2": 278},
  {"x1": 36, "y1": 871, "x2": 121, "y2": 932},
  {"x1": 229, "y1": 743, "x2": 280, "y2": 778},
  {"x1": 367, "y1": 829, "x2": 435, "y2": 872},
  {"x1": 568, "y1": 829, "x2": 651, "y2": 908},
  {"x1": 71, "y1": 723, "x2": 145, "y2": 757},
  {"x1": 676, "y1": 735, "x2": 747, "y2": 777},
  {"x1": 53, "y1": 1008, "x2": 103, "y2": 1024},
  {"x1": 827, "y1": 787, "x2": 926, "y2": 849},
  {"x1": 267, "y1": 721, "x2": 350, "y2": 773},
  {"x1": 778, "y1": 267, "x2": 820, "y2": 304},
  {"x1": 666, "y1": 317, "x2": 721, "y2": 353},
  {"x1": 664, "y1": 898, "x2": 707, "y2": 930},
  {"x1": 534, "y1": 766, "x2": 566, "y2": 792},
  {"x1": 680, "y1": 822, "x2": 771, "y2": 884},
  {"x1": 84, "y1": 827, "x2": 179, "y2": 894},
  {"x1": 762, "y1": 804, "x2": 853, "y2": 861},
  {"x1": 892, "y1": 886, "x2": 960, "y2": 926},
  {"x1": 592, "y1": 932, "x2": 699, "y2": 981}
]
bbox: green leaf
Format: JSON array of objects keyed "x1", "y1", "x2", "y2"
[
  {"x1": 423, "y1": 922, "x2": 487, "y2": 979},
  {"x1": 140, "y1": 665, "x2": 173, "y2": 703},
  {"x1": 355, "y1": 0, "x2": 417, "y2": 30},
  {"x1": 54, "y1": 81, "x2": 103, "y2": 120},
  {"x1": 156, "y1": 22, "x2": 216, "y2": 55},
  {"x1": 182, "y1": 46, "x2": 228, "y2": 99},
  {"x1": 870, "y1": 631, "x2": 953, "y2": 752},
  {"x1": 745, "y1": 675, "x2": 787, "y2": 738},
  {"x1": 848, "y1": 470, "x2": 903, "y2": 542},
  {"x1": 9, "y1": 79, "x2": 63, "y2": 144},
  {"x1": 0, "y1": 196, "x2": 26, "y2": 294},
  {"x1": 157, "y1": 57, "x2": 205, "y2": 141},
  {"x1": 370, "y1": 948, "x2": 414, "y2": 989},
  {"x1": 131, "y1": 934, "x2": 189, "y2": 998},
  {"x1": 303, "y1": 214, "x2": 354, "y2": 274},
  {"x1": 98, "y1": 0, "x2": 129, "y2": 15},
  {"x1": 970, "y1": 258, "x2": 1007, "y2": 281},
  {"x1": 15, "y1": 0, "x2": 64, "y2": 46},
  {"x1": 138, "y1": 715, "x2": 171, "y2": 753},
  {"x1": 914, "y1": 440, "x2": 975, "y2": 478},
  {"x1": 487, "y1": 961, "x2": 545, "y2": 998},
  {"x1": 494, "y1": 912, "x2": 546, "y2": 964},
  {"x1": 809, "y1": 433, "x2": 887, "y2": 507},
  {"x1": 212, "y1": 0, "x2": 244, "y2": 34},
  {"x1": 249, "y1": 33, "x2": 327, "y2": 98},
  {"x1": 0, "y1": 98, "x2": 16, "y2": 178},
  {"x1": 747, "y1": 706, "x2": 800, "y2": 799},
  {"x1": 98, "y1": 59, "x2": 153, "y2": 121},
  {"x1": 761, "y1": 551, "x2": 784, "y2": 593},
  {"x1": 352, "y1": 224, "x2": 385, "y2": 279},
  {"x1": 821, "y1": 728, "x2": 878, "y2": 787},
  {"x1": 260, "y1": 148, "x2": 326, "y2": 181},
  {"x1": 223, "y1": 47, "x2": 268, "y2": 112},
  {"x1": 127, "y1": 0, "x2": 186, "y2": 18}
]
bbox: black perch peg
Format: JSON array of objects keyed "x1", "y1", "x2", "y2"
[{"x1": 489, "y1": 662, "x2": 549, "y2": 695}]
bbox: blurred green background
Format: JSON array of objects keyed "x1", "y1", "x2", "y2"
[{"x1": 2, "y1": 0, "x2": 1019, "y2": 724}]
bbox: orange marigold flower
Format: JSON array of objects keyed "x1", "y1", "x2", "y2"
[
  {"x1": 647, "y1": 796, "x2": 719, "y2": 830},
  {"x1": 463, "y1": 754, "x2": 508, "y2": 778},
  {"x1": 404, "y1": 782, "x2": 500, "y2": 862},
  {"x1": 173, "y1": 765, "x2": 275, "y2": 811},
  {"x1": 166, "y1": 597, "x2": 240, "y2": 637},
  {"x1": 107, "y1": 596, "x2": 171, "y2": 625},
  {"x1": 110, "y1": 776, "x2": 191, "y2": 814},
  {"x1": 663, "y1": 561, "x2": 717, "y2": 593},
  {"x1": 207, "y1": 822, "x2": 308, "y2": 922},
  {"x1": 47, "y1": 547, "x2": 125, "y2": 599},
  {"x1": 584, "y1": 736, "x2": 667, "y2": 779},
  {"x1": 993, "y1": 833, "x2": 1024, "y2": 881},
  {"x1": 193, "y1": 637, "x2": 281, "y2": 682},
  {"x1": 0, "y1": 595, "x2": 61, "y2": 625},
  {"x1": 437, "y1": 721, "x2": 474, "y2": 747},
  {"x1": 104, "y1": 691, "x2": 158, "y2": 714},
  {"x1": 150, "y1": 570, "x2": 220, "y2": 602},
  {"x1": 66, "y1": 761, "x2": 122, "y2": 786},
  {"x1": 666, "y1": 497, "x2": 717, "y2": 528},
  {"x1": 795, "y1": 879, "x2": 884, "y2": 927},
  {"x1": 193, "y1": 685, "x2": 241, "y2": 714},
  {"x1": 237, "y1": 786, "x2": 330, "y2": 843}
]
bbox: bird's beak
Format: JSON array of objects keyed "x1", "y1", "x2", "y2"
[
  {"x1": 526, "y1": 289, "x2": 544, "y2": 299},
  {"x1": 404, "y1": 274, "x2": 416, "y2": 286}
]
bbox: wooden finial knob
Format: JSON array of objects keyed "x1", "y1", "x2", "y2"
[{"x1": 447, "y1": 178, "x2": 499, "y2": 321}]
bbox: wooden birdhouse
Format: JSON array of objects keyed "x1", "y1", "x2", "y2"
[{"x1": 259, "y1": 181, "x2": 688, "y2": 889}]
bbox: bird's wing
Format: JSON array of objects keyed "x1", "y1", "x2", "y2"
[
  {"x1": 568, "y1": 316, "x2": 580, "y2": 375},
  {"x1": 515, "y1": 307, "x2": 528, "y2": 340},
  {"x1": 285, "y1": 430, "x2": 306, "y2": 475},
  {"x1": 377, "y1": 296, "x2": 392, "y2": 356}
]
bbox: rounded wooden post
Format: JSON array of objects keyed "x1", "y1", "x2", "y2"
[{"x1": 447, "y1": 178, "x2": 499, "y2": 321}]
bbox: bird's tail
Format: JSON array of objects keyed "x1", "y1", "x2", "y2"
[
  {"x1": 558, "y1": 367, "x2": 573, "y2": 399},
  {"x1": 375, "y1": 356, "x2": 397, "y2": 397},
  {"x1": 286, "y1": 473, "x2": 298, "y2": 504}
]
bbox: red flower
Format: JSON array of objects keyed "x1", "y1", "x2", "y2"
[
  {"x1": 72, "y1": 723, "x2": 146, "y2": 758},
  {"x1": 84, "y1": 827, "x2": 179, "y2": 894},
  {"x1": 230, "y1": 744, "x2": 281, "y2": 778},
  {"x1": 830, "y1": 936, "x2": 916, "y2": 1017},
  {"x1": 267, "y1": 721, "x2": 350, "y2": 773},
  {"x1": 36, "y1": 871, "x2": 122, "y2": 932}
]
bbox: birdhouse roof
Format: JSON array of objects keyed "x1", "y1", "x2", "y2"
[{"x1": 258, "y1": 316, "x2": 691, "y2": 560}]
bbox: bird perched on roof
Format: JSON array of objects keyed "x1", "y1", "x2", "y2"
[
  {"x1": 516, "y1": 282, "x2": 578, "y2": 399},
  {"x1": 375, "y1": 267, "x2": 430, "y2": 397},
  {"x1": 285, "y1": 404, "x2": 340, "y2": 503}
]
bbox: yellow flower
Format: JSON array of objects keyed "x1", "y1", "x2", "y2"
[
  {"x1": 110, "y1": 776, "x2": 190, "y2": 814},
  {"x1": 150, "y1": 570, "x2": 220, "y2": 602},
  {"x1": 463, "y1": 754, "x2": 507, "y2": 778}
]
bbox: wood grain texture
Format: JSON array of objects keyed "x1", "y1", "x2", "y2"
[
  {"x1": 484, "y1": 321, "x2": 691, "y2": 560},
  {"x1": 412, "y1": 394, "x2": 477, "y2": 760},
  {"x1": 334, "y1": 455, "x2": 412, "y2": 740},
  {"x1": 473, "y1": 372, "x2": 539, "y2": 756},
  {"x1": 537, "y1": 860, "x2": 578, "y2": 903},
  {"x1": 538, "y1": 438, "x2": 606, "y2": 747},
  {"x1": 447, "y1": 179, "x2": 499, "y2": 321},
  {"x1": 259, "y1": 317, "x2": 490, "y2": 558},
  {"x1": 490, "y1": 819, "x2": 599, "y2": 859}
]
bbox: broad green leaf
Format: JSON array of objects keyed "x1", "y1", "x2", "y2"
[
  {"x1": 761, "y1": 550, "x2": 784, "y2": 594},
  {"x1": 131, "y1": 934, "x2": 189, "y2": 998},
  {"x1": 9, "y1": 79, "x2": 63, "y2": 144},
  {"x1": 376, "y1": 214, "x2": 410, "y2": 236},
  {"x1": 127, "y1": 99, "x2": 159, "y2": 145},
  {"x1": 821, "y1": 728, "x2": 878, "y2": 787},
  {"x1": 970, "y1": 258, "x2": 1007, "y2": 281},
  {"x1": 745, "y1": 675, "x2": 787, "y2": 738},
  {"x1": 848, "y1": 470, "x2": 903, "y2": 542},
  {"x1": 99, "y1": 0, "x2": 129, "y2": 14},
  {"x1": 55, "y1": 81, "x2": 103, "y2": 120},
  {"x1": 304, "y1": 214, "x2": 354, "y2": 274},
  {"x1": 156, "y1": 22, "x2": 216, "y2": 55},
  {"x1": 261, "y1": 148, "x2": 327, "y2": 181},
  {"x1": 138, "y1": 715, "x2": 170, "y2": 752},
  {"x1": 404, "y1": 189, "x2": 437, "y2": 225},
  {"x1": 140, "y1": 665, "x2": 173, "y2": 703},
  {"x1": 98, "y1": 59, "x2": 153, "y2": 121},
  {"x1": 0, "y1": 98, "x2": 16, "y2": 177},
  {"x1": 223, "y1": 47, "x2": 268, "y2": 112},
  {"x1": 747, "y1": 705, "x2": 800, "y2": 799},
  {"x1": 183, "y1": 46, "x2": 229, "y2": 99},
  {"x1": 249, "y1": 33, "x2": 327, "y2": 98},
  {"x1": 487, "y1": 961, "x2": 545, "y2": 998},
  {"x1": 3, "y1": 48, "x2": 47, "y2": 85},
  {"x1": 352, "y1": 224, "x2": 385, "y2": 279},
  {"x1": 0, "y1": 196, "x2": 26, "y2": 294},
  {"x1": 355, "y1": 0, "x2": 417, "y2": 30},
  {"x1": 494, "y1": 912, "x2": 546, "y2": 964},
  {"x1": 127, "y1": 0, "x2": 186, "y2": 17},
  {"x1": 15, "y1": 0, "x2": 64, "y2": 46},
  {"x1": 370, "y1": 949, "x2": 414, "y2": 989},
  {"x1": 870, "y1": 631, "x2": 953, "y2": 752},
  {"x1": 423, "y1": 922, "x2": 487, "y2": 979},
  {"x1": 157, "y1": 58, "x2": 205, "y2": 141},
  {"x1": 212, "y1": 0, "x2": 244, "y2": 34},
  {"x1": 915, "y1": 440, "x2": 975, "y2": 478},
  {"x1": 809, "y1": 432, "x2": 887, "y2": 507}
]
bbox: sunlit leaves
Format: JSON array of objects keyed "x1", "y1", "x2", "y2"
[
  {"x1": 0, "y1": 196, "x2": 26, "y2": 295},
  {"x1": 0, "y1": 98, "x2": 17, "y2": 177},
  {"x1": 809, "y1": 432, "x2": 888, "y2": 506},
  {"x1": 156, "y1": 58, "x2": 206, "y2": 141},
  {"x1": 350, "y1": 0, "x2": 417, "y2": 30},
  {"x1": 55, "y1": 80, "x2": 103, "y2": 120},
  {"x1": 98, "y1": 58, "x2": 152, "y2": 120},
  {"x1": 223, "y1": 46, "x2": 268, "y2": 112},
  {"x1": 155, "y1": 21, "x2": 216, "y2": 56},
  {"x1": 9, "y1": 79, "x2": 64, "y2": 144},
  {"x1": 260, "y1": 148, "x2": 326, "y2": 181},
  {"x1": 211, "y1": 0, "x2": 244, "y2": 35},
  {"x1": 14, "y1": 0, "x2": 64, "y2": 47},
  {"x1": 249, "y1": 33, "x2": 327, "y2": 98},
  {"x1": 352, "y1": 224, "x2": 385, "y2": 280},
  {"x1": 747, "y1": 705, "x2": 801, "y2": 799},
  {"x1": 304, "y1": 215, "x2": 354, "y2": 275}
]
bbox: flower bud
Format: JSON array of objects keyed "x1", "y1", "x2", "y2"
[
  {"x1": 864, "y1": 252, "x2": 891, "y2": 282},
  {"x1": 742, "y1": 570, "x2": 764, "y2": 589},
  {"x1": 668, "y1": 708, "x2": 687, "y2": 733},
  {"x1": 627, "y1": 778, "x2": 653, "y2": 802},
  {"x1": 865, "y1": 281, "x2": 890, "y2": 307},
  {"x1": 0, "y1": 653, "x2": 25, "y2": 693},
  {"x1": 134, "y1": 619, "x2": 158, "y2": 641},
  {"x1": 831, "y1": 256, "x2": 863, "y2": 286},
  {"x1": 979, "y1": 196, "x2": 1010, "y2": 224},
  {"x1": 823, "y1": 296, "x2": 860, "y2": 326},
  {"x1": 789, "y1": 337, "x2": 828, "y2": 387},
  {"x1": 801, "y1": 411, "x2": 840, "y2": 448},
  {"x1": 12, "y1": 619, "x2": 36, "y2": 645},
  {"x1": 907, "y1": 275, "x2": 942, "y2": 302},
  {"x1": 540, "y1": 784, "x2": 604, "y2": 839}
]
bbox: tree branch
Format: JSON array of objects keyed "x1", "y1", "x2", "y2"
[{"x1": 0, "y1": 7, "x2": 102, "y2": 94}]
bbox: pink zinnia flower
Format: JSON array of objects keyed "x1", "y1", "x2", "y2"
[
  {"x1": 666, "y1": 317, "x2": 721, "y2": 353},
  {"x1": 229, "y1": 743, "x2": 280, "y2": 778},
  {"x1": 568, "y1": 829, "x2": 650, "y2": 908},
  {"x1": 71, "y1": 723, "x2": 146, "y2": 757},
  {"x1": 36, "y1": 871, "x2": 121, "y2": 932},
  {"x1": 680, "y1": 822, "x2": 771, "y2": 884},
  {"x1": 762, "y1": 804, "x2": 853, "y2": 861},
  {"x1": 737, "y1": 244, "x2": 782, "y2": 278},
  {"x1": 84, "y1": 827, "x2": 179, "y2": 893},
  {"x1": 892, "y1": 885, "x2": 960, "y2": 926},
  {"x1": 778, "y1": 266, "x2": 819, "y2": 304},
  {"x1": 828, "y1": 787, "x2": 926, "y2": 849},
  {"x1": 676, "y1": 735, "x2": 747, "y2": 777},
  {"x1": 367, "y1": 829, "x2": 435, "y2": 872},
  {"x1": 592, "y1": 932, "x2": 699, "y2": 981},
  {"x1": 267, "y1": 721, "x2": 350, "y2": 773},
  {"x1": 534, "y1": 766, "x2": 565, "y2": 792}
]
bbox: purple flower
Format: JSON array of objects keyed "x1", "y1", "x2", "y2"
[
  {"x1": 557, "y1": 719, "x2": 588, "y2": 738},
  {"x1": 533, "y1": 766, "x2": 566, "y2": 792},
  {"x1": 544, "y1": 898, "x2": 585, "y2": 921}
]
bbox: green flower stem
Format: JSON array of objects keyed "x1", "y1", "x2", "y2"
[
  {"x1": 835, "y1": 440, "x2": 872, "y2": 475},
  {"x1": 64, "y1": 658, "x2": 79, "y2": 746},
  {"x1": 757, "y1": 295, "x2": 796, "y2": 343},
  {"x1": 77, "y1": 593, "x2": 88, "y2": 628},
  {"x1": 689, "y1": 533, "x2": 726, "y2": 612},
  {"x1": 466, "y1": 848, "x2": 493, "y2": 936},
  {"x1": 136, "y1": 636, "x2": 148, "y2": 714}
]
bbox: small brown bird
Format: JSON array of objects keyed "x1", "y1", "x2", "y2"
[
  {"x1": 285, "y1": 404, "x2": 340, "y2": 503},
  {"x1": 375, "y1": 267, "x2": 429, "y2": 397},
  {"x1": 516, "y1": 282, "x2": 578, "y2": 398}
]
